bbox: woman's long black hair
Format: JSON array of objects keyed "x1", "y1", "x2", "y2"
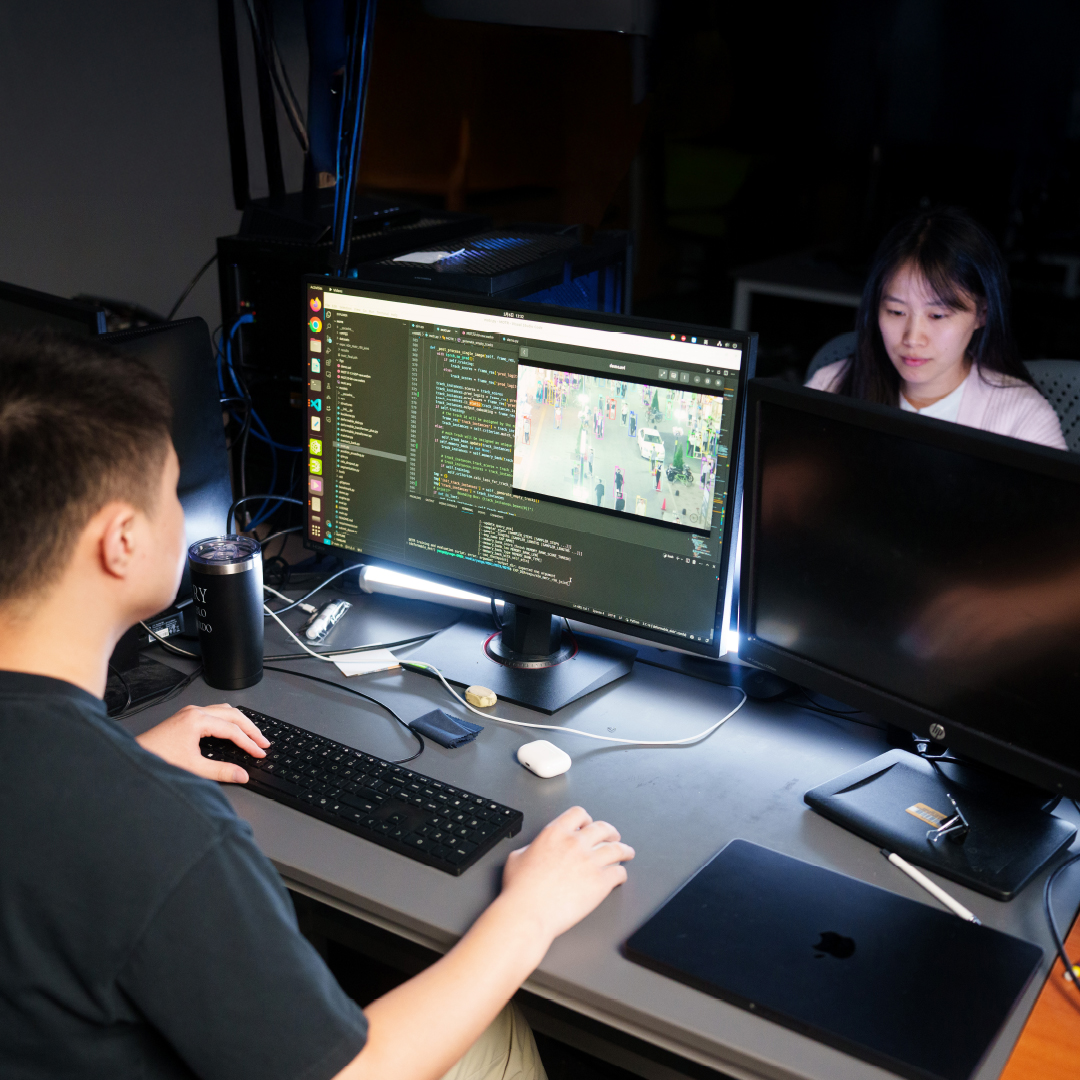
[{"x1": 836, "y1": 207, "x2": 1030, "y2": 404}]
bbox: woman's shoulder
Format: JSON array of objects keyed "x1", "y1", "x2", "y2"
[
  {"x1": 962, "y1": 367, "x2": 1068, "y2": 450},
  {"x1": 972, "y1": 369, "x2": 1033, "y2": 392},
  {"x1": 804, "y1": 358, "x2": 850, "y2": 392},
  {"x1": 969, "y1": 368, "x2": 1052, "y2": 410}
]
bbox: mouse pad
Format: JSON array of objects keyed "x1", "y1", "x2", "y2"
[{"x1": 623, "y1": 840, "x2": 1042, "y2": 1080}]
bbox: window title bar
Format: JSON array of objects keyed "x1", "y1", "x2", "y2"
[{"x1": 319, "y1": 290, "x2": 743, "y2": 370}]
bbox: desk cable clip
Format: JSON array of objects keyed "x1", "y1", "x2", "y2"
[{"x1": 927, "y1": 792, "x2": 970, "y2": 845}]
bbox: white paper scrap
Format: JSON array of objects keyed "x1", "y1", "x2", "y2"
[
  {"x1": 392, "y1": 250, "x2": 452, "y2": 264},
  {"x1": 332, "y1": 648, "x2": 401, "y2": 677}
]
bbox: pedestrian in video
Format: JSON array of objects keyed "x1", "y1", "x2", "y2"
[
  {"x1": 599, "y1": 414, "x2": 605, "y2": 439},
  {"x1": 629, "y1": 411, "x2": 637, "y2": 437},
  {"x1": 555, "y1": 404, "x2": 562, "y2": 429},
  {"x1": 595, "y1": 479, "x2": 605, "y2": 506},
  {"x1": 621, "y1": 401, "x2": 628, "y2": 425},
  {"x1": 524, "y1": 414, "x2": 530, "y2": 444}
]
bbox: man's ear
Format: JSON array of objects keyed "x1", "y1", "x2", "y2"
[{"x1": 98, "y1": 502, "x2": 141, "y2": 580}]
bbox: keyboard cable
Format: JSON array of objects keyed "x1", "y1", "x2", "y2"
[{"x1": 261, "y1": 664, "x2": 424, "y2": 764}]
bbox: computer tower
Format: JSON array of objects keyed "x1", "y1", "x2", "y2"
[{"x1": 216, "y1": 205, "x2": 490, "y2": 518}]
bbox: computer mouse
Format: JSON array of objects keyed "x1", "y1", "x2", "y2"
[{"x1": 516, "y1": 740, "x2": 572, "y2": 778}]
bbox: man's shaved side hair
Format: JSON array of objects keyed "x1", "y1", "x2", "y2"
[{"x1": 0, "y1": 332, "x2": 173, "y2": 601}]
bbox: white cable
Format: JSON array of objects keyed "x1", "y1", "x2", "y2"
[
  {"x1": 401, "y1": 661, "x2": 748, "y2": 747},
  {"x1": 263, "y1": 604, "x2": 335, "y2": 662},
  {"x1": 140, "y1": 620, "x2": 199, "y2": 658},
  {"x1": 272, "y1": 565, "x2": 358, "y2": 615},
  {"x1": 264, "y1": 583, "x2": 316, "y2": 614}
]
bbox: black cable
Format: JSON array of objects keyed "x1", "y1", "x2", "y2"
[
  {"x1": 227, "y1": 399, "x2": 253, "y2": 454},
  {"x1": 106, "y1": 662, "x2": 133, "y2": 717},
  {"x1": 167, "y1": 253, "x2": 218, "y2": 320},
  {"x1": 271, "y1": 530, "x2": 293, "y2": 561},
  {"x1": 262, "y1": 665, "x2": 424, "y2": 764},
  {"x1": 263, "y1": 629, "x2": 442, "y2": 661},
  {"x1": 242, "y1": 0, "x2": 308, "y2": 151},
  {"x1": 790, "y1": 688, "x2": 863, "y2": 716},
  {"x1": 785, "y1": 689, "x2": 887, "y2": 731},
  {"x1": 228, "y1": 495, "x2": 305, "y2": 534},
  {"x1": 260, "y1": 525, "x2": 303, "y2": 549},
  {"x1": 1044, "y1": 850, "x2": 1080, "y2": 995}
]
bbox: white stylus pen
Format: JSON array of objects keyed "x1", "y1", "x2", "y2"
[{"x1": 881, "y1": 849, "x2": 982, "y2": 925}]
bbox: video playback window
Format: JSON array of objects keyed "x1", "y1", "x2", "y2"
[{"x1": 511, "y1": 363, "x2": 725, "y2": 535}]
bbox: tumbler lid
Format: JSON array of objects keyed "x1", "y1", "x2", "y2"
[{"x1": 188, "y1": 535, "x2": 261, "y2": 575}]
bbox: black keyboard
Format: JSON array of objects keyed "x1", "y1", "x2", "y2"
[{"x1": 201, "y1": 707, "x2": 524, "y2": 875}]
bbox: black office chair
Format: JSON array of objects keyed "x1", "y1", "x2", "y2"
[
  {"x1": 1024, "y1": 360, "x2": 1080, "y2": 452},
  {"x1": 805, "y1": 331, "x2": 856, "y2": 383}
]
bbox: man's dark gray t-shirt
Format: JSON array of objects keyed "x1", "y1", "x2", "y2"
[{"x1": 0, "y1": 672, "x2": 368, "y2": 1079}]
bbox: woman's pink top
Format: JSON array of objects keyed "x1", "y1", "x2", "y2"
[{"x1": 806, "y1": 360, "x2": 1068, "y2": 451}]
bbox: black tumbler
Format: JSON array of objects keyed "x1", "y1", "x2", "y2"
[{"x1": 188, "y1": 536, "x2": 263, "y2": 690}]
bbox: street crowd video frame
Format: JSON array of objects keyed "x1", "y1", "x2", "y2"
[{"x1": 511, "y1": 364, "x2": 725, "y2": 534}]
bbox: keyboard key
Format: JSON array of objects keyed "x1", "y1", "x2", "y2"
[{"x1": 251, "y1": 771, "x2": 306, "y2": 799}]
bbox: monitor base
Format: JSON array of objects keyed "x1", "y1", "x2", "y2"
[
  {"x1": 805, "y1": 749, "x2": 1076, "y2": 901},
  {"x1": 410, "y1": 611, "x2": 636, "y2": 713}
]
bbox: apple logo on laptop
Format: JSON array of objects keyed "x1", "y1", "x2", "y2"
[{"x1": 813, "y1": 931, "x2": 855, "y2": 959}]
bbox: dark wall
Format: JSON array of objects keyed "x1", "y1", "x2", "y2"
[{"x1": 0, "y1": 1, "x2": 307, "y2": 329}]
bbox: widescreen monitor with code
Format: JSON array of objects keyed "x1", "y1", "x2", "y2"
[{"x1": 302, "y1": 279, "x2": 753, "y2": 655}]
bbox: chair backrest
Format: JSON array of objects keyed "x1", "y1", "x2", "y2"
[
  {"x1": 1023, "y1": 360, "x2": 1080, "y2": 453},
  {"x1": 805, "y1": 331, "x2": 857, "y2": 383}
]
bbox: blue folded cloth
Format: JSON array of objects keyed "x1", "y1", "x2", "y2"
[{"x1": 408, "y1": 708, "x2": 483, "y2": 749}]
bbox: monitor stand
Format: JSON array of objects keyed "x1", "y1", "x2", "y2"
[
  {"x1": 409, "y1": 605, "x2": 636, "y2": 714},
  {"x1": 805, "y1": 748, "x2": 1076, "y2": 900}
]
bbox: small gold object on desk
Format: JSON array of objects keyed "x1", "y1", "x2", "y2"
[{"x1": 465, "y1": 685, "x2": 497, "y2": 708}]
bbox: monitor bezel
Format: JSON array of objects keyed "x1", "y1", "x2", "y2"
[
  {"x1": 0, "y1": 278, "x2": 106, "y2": 335},
  {"x1": 739, "y1": 377, "x2": 1080, "y2": 798},
  {"x1": 301, "y1": 274, "x2": 757, "y2": 657}
]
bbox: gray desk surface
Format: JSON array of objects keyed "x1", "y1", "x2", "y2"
[{"x1": 124, "y1": 595, "x2": 1080, "y2": 1080}]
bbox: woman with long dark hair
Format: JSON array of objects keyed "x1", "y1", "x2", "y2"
[{"x1": 807, "y1": 208, "x2": 1066, "y2": 449}]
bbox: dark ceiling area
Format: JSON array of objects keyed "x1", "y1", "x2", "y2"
[{"x1": 352, "y1": 0, "x2": 1080, "y2": 380}]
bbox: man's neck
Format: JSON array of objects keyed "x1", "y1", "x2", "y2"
[{"x1": 0, "y1": 584, "x2": 125, "y2": 699}]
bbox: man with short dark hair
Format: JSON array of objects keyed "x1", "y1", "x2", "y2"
[{"x1": 0, "y1": 333, "x2": 634, "y2": 1080}]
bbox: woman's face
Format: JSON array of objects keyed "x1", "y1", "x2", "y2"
[{"x1": 878, "y1": 262, "x2": 985, "y2": 400}]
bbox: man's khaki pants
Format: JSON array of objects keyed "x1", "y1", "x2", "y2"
[{"x1": 439, "y1": 1003, "x2": 548, "y2": 1080}]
